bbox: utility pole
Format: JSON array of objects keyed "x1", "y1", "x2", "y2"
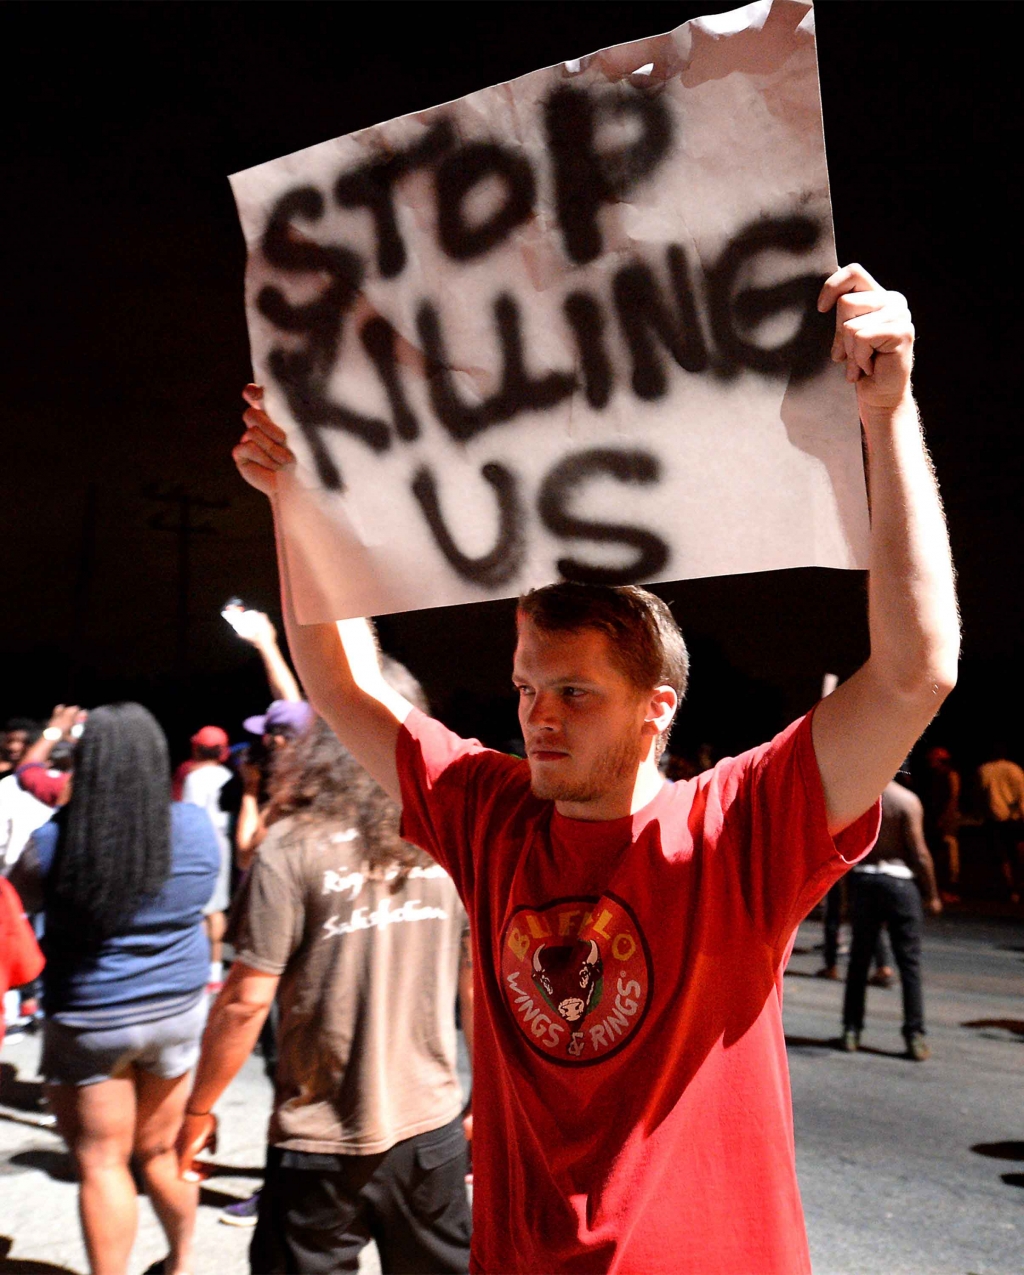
[{"x1": 144, "y1": 484, "x2": 228, "y2": 681}]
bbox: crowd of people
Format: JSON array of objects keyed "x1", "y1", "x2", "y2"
[
  {"x1": 0, "y1": 640, "x2": 1018, "y2": 1275},
  {"x1": 0, "y1": 613, "x2": 473, "y2": 1275},
  {"x1": 0, "y1": 266, "x2": 995, "y2": 1274}
]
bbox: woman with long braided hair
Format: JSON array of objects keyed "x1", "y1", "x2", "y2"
[{"x1": 11, "y1": 702, "x2": 219, "y2": 1275}]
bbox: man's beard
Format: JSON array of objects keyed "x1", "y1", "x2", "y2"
[{"x1": 529, "y1": 728, "x2": 640, "y2": 804}]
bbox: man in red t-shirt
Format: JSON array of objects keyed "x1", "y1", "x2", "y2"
[{"x1": 227, "y1": 266, "x2": 959, "y2": 1272}]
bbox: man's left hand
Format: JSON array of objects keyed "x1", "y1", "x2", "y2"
[{"x1": 818, "y1": 264, "x2": 915, "y2": 417}]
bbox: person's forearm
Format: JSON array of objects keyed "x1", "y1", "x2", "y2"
[
  {"x1": 918, "y1": 860, "x2": 940, "y2": 903},
  {"x1": 188, "y1": 993, "x2": 271, "y2": 1116},
  {"x1": 862, "y1": 396, "x2": 960, "y2": 701},
  {"x1": 913, "y1": 843, "x2": 940, "y2": 903},
  {"x1": 235, "y1": 796, "x2": 264, "y2": 870},
  {"x1": 272, "y1": 498, "x2": 408, "y2": 798},
  {"x1": 254, "y1": 636, "x2": 302, "y2": 704},
  {"x1": 19, "y1": 737, "x2": 55, "y2": 770}
]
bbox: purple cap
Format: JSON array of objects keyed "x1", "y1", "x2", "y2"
[{"x1": 243, "y1": 700, "x2": 314, "y2": 737}]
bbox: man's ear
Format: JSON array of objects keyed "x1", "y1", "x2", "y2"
[{"x1": 643, "y1": 685, "x2": 678, "y2": 737}]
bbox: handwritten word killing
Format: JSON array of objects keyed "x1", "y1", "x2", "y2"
[{"x1": 258, "y1": 84, "x2": 832, "y2": 587}]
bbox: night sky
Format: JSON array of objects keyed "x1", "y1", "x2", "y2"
[{"x1": 2, "y1": 2, "x2": 1018, "y2": 765}]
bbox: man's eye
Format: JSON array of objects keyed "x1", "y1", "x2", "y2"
[
  {"x1": 515, "y1": 685, "x2": 534, "y2": 697},
  {"x1": 562, "y1": 687, "x2": 585, "y2": 699}
]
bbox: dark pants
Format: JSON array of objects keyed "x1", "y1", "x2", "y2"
[
  {"x1": 823, "y1": 881, "x2": 891, "y2": 969},
  {"x1": 843, "y1": 873, "x2": 925, "y2": 1039},
  {"x1": 250, "y1": 1116, "x2": 471, "y2": 1274}
]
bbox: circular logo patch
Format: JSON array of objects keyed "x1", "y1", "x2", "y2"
[{"x1": 500, "y1": 893, "x2": 652, "y2": 1066}]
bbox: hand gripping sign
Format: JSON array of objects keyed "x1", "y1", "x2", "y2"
[{"x1": 230, "y1": 0, "x2": 867, "y2": 623}]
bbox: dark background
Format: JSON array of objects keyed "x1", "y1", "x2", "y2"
[{"x1": 1, "y1": 1, "x2": 1018, "y2": 767}]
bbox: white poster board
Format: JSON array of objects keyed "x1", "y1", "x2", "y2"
[{"x1": 230, "y1": 0, "x2": 867, "y2": 622}]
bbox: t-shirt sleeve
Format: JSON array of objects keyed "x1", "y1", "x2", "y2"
[
  {"x1": 226, "y1": 832, "x2": 305, "y2": 976},
  {"x1": 180, "y1": 770, "x2": 202, "y2": 807},
  {"x1": 397, "y1": 708, "x2": 520, "y2": 900},
  {"x1": 710, "y1": 709, "x2": 880, "y2": 952},
  {"x1": 172, "y1": 803, "x2": 222, "y2": 879},
  {"x1": 15, "y1": 764, "x2": 68, "y2": 808}
]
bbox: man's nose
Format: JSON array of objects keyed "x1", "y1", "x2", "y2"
[{"x1": 523, "y1": 691, "x2": 559, "y2": 730}]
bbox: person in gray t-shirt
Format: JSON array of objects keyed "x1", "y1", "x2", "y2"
[{"x1": 178, "y1": 696, "x2": 472, "y2": 1275}]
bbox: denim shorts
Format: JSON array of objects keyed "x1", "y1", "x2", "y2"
[{"x1": 42, "y1": 995, "x2": 208, "y2": 1087}]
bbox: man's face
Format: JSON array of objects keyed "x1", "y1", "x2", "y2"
[
  {"x1": 2, "y1": 730, "x2": 28, "y2": 765},
  {"x1": 513, "y1": 620, "x2": 650, "y2": 809}
]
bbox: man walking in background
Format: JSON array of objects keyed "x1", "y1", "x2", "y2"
[{"x1": 842, "y1": 776, "x2": 943, "y2": 1060}]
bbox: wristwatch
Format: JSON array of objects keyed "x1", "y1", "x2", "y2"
[{"x1": 42, "y1": 726, "x2": 62, "y2": 742}]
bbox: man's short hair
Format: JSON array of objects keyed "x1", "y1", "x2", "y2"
[{"x1": 516, "y1": 582, "x2": 689, "y2": 704}]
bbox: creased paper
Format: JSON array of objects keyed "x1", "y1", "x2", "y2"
[{"x1": 230, "y1": 0, "x2": 866, "y2": 623}]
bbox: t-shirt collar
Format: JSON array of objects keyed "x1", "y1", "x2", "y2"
[{"x1": 549, "y1": 778, "x2": 673, "y2": 845}]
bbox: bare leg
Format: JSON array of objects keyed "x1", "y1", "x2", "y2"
[
  {"x1": 133, "y1": 1069, "x2": 198, "y2": 1275},
  {"x1": 49, "y1": 1077, "x2": 138, "y2": 1275}
]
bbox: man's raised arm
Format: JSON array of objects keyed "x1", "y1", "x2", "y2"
[
  {"x1": 812, "y1": 265, "x2": 960, "y2": 834},
  {"x1": 233, "y1": 386, "x2": 410, "y2": 802}
]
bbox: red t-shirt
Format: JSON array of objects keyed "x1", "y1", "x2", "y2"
[
  {"x1": 398, "y1": 708, "x2": 879, "y2": 1275},
  {"x1": 16, "y1": 763, "x2": 69, "y2": 808},
  {"x1": 0, "y1": 876, "x2": 45, "y2": 1045}
]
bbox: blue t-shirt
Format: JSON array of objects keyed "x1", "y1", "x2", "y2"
[{"x1": 31, "y1": 802, "x2": 220, "y2": 1025}]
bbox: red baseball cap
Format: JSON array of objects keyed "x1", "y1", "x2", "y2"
[{"x1": 191, "y1": 725, "x2": 229, "y2": 761}]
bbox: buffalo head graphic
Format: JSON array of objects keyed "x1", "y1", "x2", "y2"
[{"x1": 532, "y1": 939, "x2": 603, "y2": 1055}]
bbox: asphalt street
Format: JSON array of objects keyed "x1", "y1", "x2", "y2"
[{"x1": 1, "y1": 913, "x2": 1021, "y2": 1275}]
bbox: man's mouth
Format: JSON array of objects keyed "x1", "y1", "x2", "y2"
[{"x1": 528, "y1": 748, "x2": 569, "y2": 763}]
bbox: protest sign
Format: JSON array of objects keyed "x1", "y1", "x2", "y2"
[{"x1": 230, "y1": 0, "x2": 868, "y2": 623}]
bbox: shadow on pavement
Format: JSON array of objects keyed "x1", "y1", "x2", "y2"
[
  {"x1": 199, "y1": 1183, "x2": 257, "y2": 1210},
  {"x1": 961, "y1": 1018, "x2": 1024, "y2": 1038},
  {"x1": 190, "y1": 1158, "x2": 262, "y2": 1180},
  {"x1": 0, "y1": 1236, "x2": 79, "y2": 1273},
  {"x1": 846, "y1": 1043, "x2": 909, "y2": 1059},
  {"x1": 970, "y1": 1141, "x2": 1024, "y2": 1161},
  {"x1": 0, "y1": 1064, "x2": 45, "y2": 1113},
  {"x1": 784, "y1": 1034, "x2": 907, "y2": 1059},
  {"x1": 1001, "y1": 1173, "x2": 1024, "y2": 1188},
  {"x1": 5, "y1": 1149, "x2": 75, "y2": 1183}
]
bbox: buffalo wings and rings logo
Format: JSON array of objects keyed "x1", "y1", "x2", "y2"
[{"x1": 500, "y1": 894, "x2": 652, "y2": 1066}]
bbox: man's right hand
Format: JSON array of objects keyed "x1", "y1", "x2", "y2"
[
  {"x1": 223, "y1": 604, "x2": 279, "y2": 651},
  {"x1": 176, "y1": 1111, "x2": 218, "y2": 1182},
  {"x1": 233, "y1": 385, "x2": 296, "y2": 497},
  {"x1": 47, "y1": 705, "x2": 81, "y2": 739}
]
